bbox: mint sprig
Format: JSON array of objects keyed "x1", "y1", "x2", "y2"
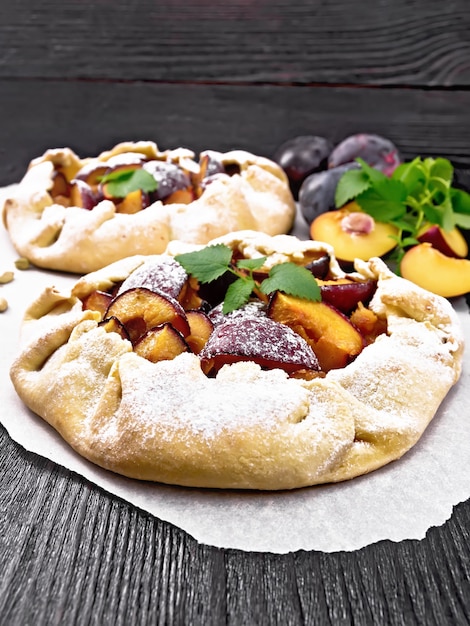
[
  {"x1": 99, "y1": 168, "x2": 158, "y2": 198},
  {"x1": 175, "y1": 245, "x2": 321, "y2": 314},
  {"x1": 260, "y1": 263, "x2": 321, "y2": 300},
  {"x1": 174, "y1": 244, "x2": 233, "y2": 283},
  {"x1": 335, "y1": 156, "x2": 470, "y2": 263}
]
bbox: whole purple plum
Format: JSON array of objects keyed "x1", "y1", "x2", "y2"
[
  {"x1": 328, "y1": 134, "x2": 400, "y2": 176},
  {"x1": 273, "y1": 135, "x2": 333, "y2": 198}
]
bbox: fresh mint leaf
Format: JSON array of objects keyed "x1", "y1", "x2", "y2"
[
  {"x1": 236, "y1": 257, "x2": 267, "y2": 271},
  {"x1": 451, "y1": 188, "x2": 470, "y2": 215},
  {"x1": 175, "y1": 245, "x2": 322, "y2": 313},
  {"x1": 355, "y1": 158, "x2": 389, "y2": 185},
  {"x1": 356, "y1": 179, "x2": 407, "y2": 222},
  {"x1": 427, "y1": 178, "x2": 448, "y2": 204},
  {"x1": 400, "y1": 236, "x2": 420, "y2": 247},
  {"x1": 334, "y1": 168, "x2": 370, "y2": 208},
  {"x1": 440, "y1": 196, "x2": 456, "y2": 232},
  {"x1": 420, "y1": 202, "x2": 444, "y2": 227},
  {"x1": 100, "y1": 168, "x2": 157, "y2": 198},
  {"x1": 390, "y1": 215, "x2": 418, "y2": 232},
  {"x1": 420, "y1": 200, "x2": 455, "y2": 230},
  {"x1": 429, "y1": 158, "x2": 453, "y2": 184},
  {"x1": 454, "y1": 213, "x2": 470, "y2": 229},
  {"x1": 392, "y1": 159, "x2": 425, "y2": 195},
  {"x1": 175, "y1": 244, "x2": 232, "y2": 283},
  {"x1": 260, "y1": 263, "x2": 321, "y2": 301},
  {"x1": 223, "y1": 278, "x2": 255, "y2": 314}
]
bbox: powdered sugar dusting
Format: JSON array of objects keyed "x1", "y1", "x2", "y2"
[
  {"x1": 199, "y1": 316, "x2": 319, "y2": 371},
  {"x1": 208, "y1": 300, "x2": 267, "y2": 326},
  {"x1": 116, "y1": 256, "x2": 188, "y2": 299},
  {"x1": 97, "y1": 353, "x2": 313, "y2": 443},
  {"x1": 328, "y1": 318, "x2": 458, "y2": 433}
]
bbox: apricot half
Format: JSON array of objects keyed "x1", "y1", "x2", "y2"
[
  {"x1": 310, "y1": 204, "x2": 398, "y2": 262},
  {"x1": 400, "y1": 243, "x2": 470, "y2": 298}
]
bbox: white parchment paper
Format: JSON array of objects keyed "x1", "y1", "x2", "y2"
[{"x1": 1, "y1": 196, "x2": 469, "y2": 554}]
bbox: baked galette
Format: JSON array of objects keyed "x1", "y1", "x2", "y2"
[
  {"x1": 10, "y1": 231, "x2": 464, "y2": 490},
  {"x1": 1, "y1": 142, "x2": 295, "y2": 273}
]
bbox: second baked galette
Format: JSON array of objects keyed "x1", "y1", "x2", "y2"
[{"x1": 2, "y1": 142, "x2": 295, "y2": 273}]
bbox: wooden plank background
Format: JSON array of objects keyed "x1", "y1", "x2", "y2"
[
  {"x1": 1, "y1": 80, "x2": 470, "y2": 188},
  {"x1": 1, "y1": 0, "x2": 469, "y2": 86},
  {"x1": 1, "y1": 1, "x2": 470, "y2": 624}
]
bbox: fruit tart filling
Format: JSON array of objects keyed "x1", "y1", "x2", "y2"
[
  {"x1": 77, "y1": 245, "x2": 387, "y2": 380},
  {"x1": 48, "y1": 148, "x2": 241, "y2": 214}
]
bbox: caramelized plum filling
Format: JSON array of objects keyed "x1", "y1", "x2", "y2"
[
  {"x1": 49, "y1": 152, "x2": 233, "y2": 212},
  {"x1": 80, "y1": 253, "x2": 387, "y2": 378}
]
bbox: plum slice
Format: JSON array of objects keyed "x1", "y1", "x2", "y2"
[
  {"x1": 207, "y1": 300, "x2": 267, "y2": 327},
  {"x1": 185, "y1": 310, "x2": 214, "y2": 354},
  {"x1": 304, "y1": 254, "x2": 331, "y2": 280},
  {"x1": 50, "y1": 171, "x2": 71, "y2": 201},
  {"x1": 98, "y1": 316, "x2": 131, "y2": 341},
  {"x1": 82, "y1": 290, "x2": 113, "y2": 318},
  {"x1": 117, "y1": 257, "x2": 189, "y2": 301},
  {"x1": 310, "y1": 205, "x2": 398, "y2": 263},
  {"x1": 319, "y1": 279, "x2": 377, "y2": 315},
  {"x1": 134, "y1": 323, "x2": 190, "y2": 363},
  {"x1": 143, "y1": 160, "x2": 193, "y2": 203},
  {"x1": 69, "y1": 179, "x2": 99, "y2": 210},
  {"x1": 199, "y1": 316, "x2": 320, "y2": 376},
  {"x1": 268, "y1": 291, "x2": 364, "y2": 372},
  {"x1": 115, "y1": 189, "x2": 151, "y2": 214},
  {"x1": 74, "y1": 162, "x2": 109, "y2": 189},
  {"x1": 105, "y1": 287, "x2": 190, "y2": 344}
]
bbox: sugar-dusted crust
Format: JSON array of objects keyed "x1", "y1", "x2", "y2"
[
  {"x1": 1, "y1": 142, "x2": 295, "y2": 273},
  {"x1": 10, "y1": 232, "x2": 464, "y2": 490}
]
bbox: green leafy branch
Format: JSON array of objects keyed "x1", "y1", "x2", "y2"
[
  {"x1": 175, "y1": 244, "x2": 321, "y2": 314},
  {"x1": 335, "y1": 156, "x2": 470, "y2": 264}
]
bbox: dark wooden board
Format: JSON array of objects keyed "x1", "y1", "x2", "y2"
[
  {"x1": 1, "y1": 79, "x2": 470, "y2": 187},
  {"x1": 1, "y1": 424, "x2": 470, "y2": 625},
  {"x1": 1, "y1": 0, "x2": 470, "y2": 87}
]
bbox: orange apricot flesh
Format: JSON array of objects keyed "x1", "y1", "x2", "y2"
[
  {"x1": 134, "y1": 323, "x2": 189, "y2": 362},
  {"x1": 310, "y1": 205, "x2": 398, "y2": 262},
  {"x1": 185, "y1": 310, "x2": 214, "y2": 354},
  {"x1": 400, "y1": 243, "x2": 470, "y2": 298},
  {"x1": 268, "y1": 292, "x2": 364, "y2": 371}
]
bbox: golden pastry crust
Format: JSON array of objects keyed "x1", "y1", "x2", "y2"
[
  {"x1": 10, "y1": 232, "x2": 464, "y2": 490},
  {"x1": 1, "y1": 142, "x2": 295, "y2": 273}
]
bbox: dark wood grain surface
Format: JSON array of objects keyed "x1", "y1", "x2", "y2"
[
  {"x1": 1, "y1": 0, "x2": 470, "y2": 86},
  {"x1": 1, "y1": 1, "x2": 470, "y2": 624}
]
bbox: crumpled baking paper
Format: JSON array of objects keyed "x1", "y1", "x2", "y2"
[{"x1": 1, "y1": 196, "x2": 469, "y2": 554}]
